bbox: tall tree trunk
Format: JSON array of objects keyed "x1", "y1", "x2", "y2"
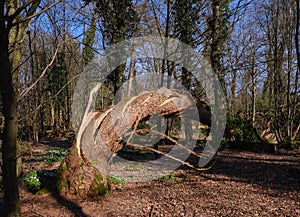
[
  {"x1": 251, "y1": 73, "x2": 256, "y2": 124},
  {"x1": 210, "y1": 0, "x2": 225, "y2": 94},
  {"x1": 294, "y1": 1, "x2": 300, "y2": 141},
  {"x1": 250, "y1": 38, "x2": 257, "y2": 125},
  {"x1": 0, "y1": 1, "x2": 20, "y2": 216},
  {"x1": 160, "y1": 0, "x2": 171, "y2": 87},
  {"x1": 287, "y1": 5, "x2": 293, "y2": 141},
  {"x1": 83, "y1": 4, "x2": 98, "y2": 65},
  {"x1": 0, "y1": 1, "x2": 42, "y2": 215},
  {"x1": 0, "y1": 8, "x2": 21, "y2": 217},
  {"x1": 208, "y1": 0, "x2": 230, "y2": 110},
  {"x1": 295, "y1": 0, "x2": 300, "y2": 74},
  {"x1": 230, "y1": 66, "x2": 237, "y2": 116},
  {"x1": 127, "y1": 52, "x2": 136, "y2": 97}
]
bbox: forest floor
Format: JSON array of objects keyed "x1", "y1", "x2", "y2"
[{"x1": 0, "y1": 137, "x2": 300, "y2": 217}]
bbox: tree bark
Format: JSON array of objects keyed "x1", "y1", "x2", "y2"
[
  {"x1": 0, "y1": 7, "x2": 21, "y2": 216},
  {"x1": 56, "y1": 143, "x2": 109, "y2": 197},
  {"x1": 1, "y1": 1, "x2": 44, "y2": 215},
  {"x1": 0, "y1": 75, "x2": 20, "y2": 217}
]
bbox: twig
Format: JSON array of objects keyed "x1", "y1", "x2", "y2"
[
  {"x1": 126, "y1": 114, "x2": 143, "y2": 145},
  {"x1": 12, "y1": 0, "x2": 63, "y2": 27},
  {"x1": 126, "y1": 128, "x2": 210, "y2": 159},
  {"x1": 149, "y1": 129, "x2": 203, "y2": 158},
  {"x1": 125, "y1": 142, "x2": 213, "y2": 171},
  {"x1": 149, "y1": 204, "x2": 155, "y2": 217}
]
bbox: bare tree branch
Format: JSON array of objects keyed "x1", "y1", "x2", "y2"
[
  {"x1": 18, "y1": 40, "x2": 62, "y2": 99},
  {"x1": 11, "y1": 0, "x2": 62, "y2": 27},
  {"x1": 125, "y1": 142, "x2": 214, "y2": 171}
]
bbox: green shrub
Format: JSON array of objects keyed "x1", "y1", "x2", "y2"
[
  {"x1": 44, "y1": 148, "x2": 69, "y2": 164},
  {"x1": 108, "y1": 176, "x2": 125, "y2": 185},
  {"x1": 158, "y1": 174, "x2": 177, "y2": 183},
  {"x1": 24, "y1": 171, "x2": 41, "y2": 188},
  {"x1": 279, "y1": 141, "x2": 300, "y2": 150},
  {"x1": 108, "y1": 176, "x2": 125, "y2": 191},
  {"x1": 24, "y1": 169, "x2": 57, "y2": 193},
  {"x1": 225, "y1": 113, "x2": 261, "y2": 143},
  {"x1": 291, "y1": 141, "x2": 300, "y2": 149}
]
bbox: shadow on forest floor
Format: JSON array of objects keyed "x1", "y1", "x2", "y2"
[
  {"x1": 0, "y1": 138, "x2": 299, "y2": 216},
  {"x1": 190, "y1": 149, "x2": 300, "y2": 192},
  {"x1": 117, "y1": 140, "x2": 300, "y2": 192},
  {"x1": 50, "y1": 191, "x2": 90, "y2": 217},
  {"x1": 36, "y1": 136, "x2": 299, "y2": 194},
  {"x1": 39, "y1": 137, "x2": 73, "y2": 148}
]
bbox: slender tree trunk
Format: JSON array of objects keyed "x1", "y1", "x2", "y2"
[
  {"x1": 210, "y1": 0, "x2": 224, "y2": 93},
  {"x1": 294, "y1": 1, "x2": 300, "y2": 140},
  {"x1": 295, "y1": 0, "x2": 300, "y2": 74},
  {"x1": 83, "y1": 4, "x2": 97, "y2": 65},
  {"x1": 250, "y1": 39, "x2": 257, "y2": 125},
  {"x1": 287, "y1": 10, "x2": 292, "y2": 141},
  {"x1": 292, "y1": 0, "x2": 300, "y2": 141},
  {"x1": 209, "y1": 0, "x2": 230, "y2": 111},
  {"x1": 230, "y1": 69, "x2": 237, "y2": 116},
  {"x1": 127, "y1": 52, "x2": 136, "y2": 97},
  {"x1": 33, "y1": 109, "x2": 39, "y2": 145},
  {"x1": 51, "y1": 100, "x2": 55, "y2": 132},
  {"x1": 251, "y1": 74, "x2": 256, "y2": 124}
]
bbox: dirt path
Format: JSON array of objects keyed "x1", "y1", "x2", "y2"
[{"x1": 1, "y1": 139, "x2": 299, "y2": 217}]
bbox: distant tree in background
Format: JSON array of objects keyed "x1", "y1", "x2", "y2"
[
  {"x1": 173, "y1": 0, "x2": 204, "y2": 91},
  {"x1": 207, "y1": 0, "x2": 231, "y2": 97},
  {"x1": 94, "y1": 0, "x2": 139, "y2": 97}
]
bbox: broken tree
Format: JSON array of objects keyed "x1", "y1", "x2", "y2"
[{"x1": 56, "y1": 87, "x2": 211, "y2": 197}]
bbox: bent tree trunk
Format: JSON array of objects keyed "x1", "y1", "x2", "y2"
[{"x1": 56, "y1": 88, "x2": 211, "y2": 197}]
